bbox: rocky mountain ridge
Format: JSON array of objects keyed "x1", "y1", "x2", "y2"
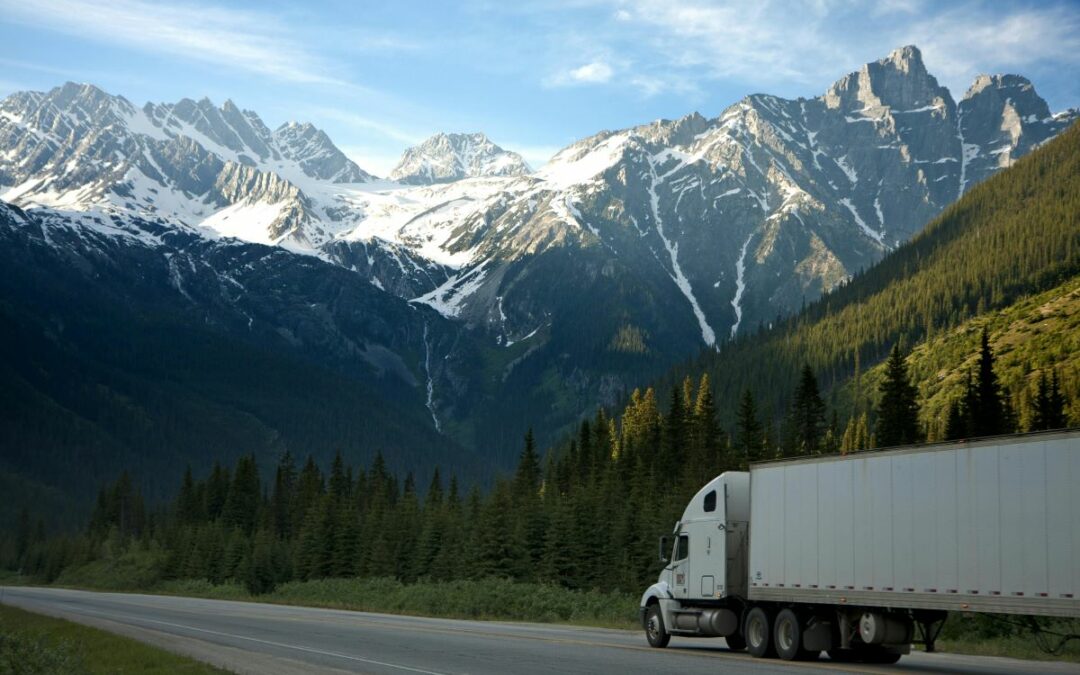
[
  {"x1": 1, "y1": 46, "x2": 1076, "y2": 466},
  {"x1": 389, "y1": 132, "x2": 531, "y2": 184}
]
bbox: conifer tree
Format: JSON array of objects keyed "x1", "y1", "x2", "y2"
[
  {"x1": 734, "y1": 389, "x2": 763, "y2": 466},
  {"x1": 974, "y1": 328, "x2": 1008, "y2": 436},
  {"x1": 876, "y1": 343, "x2": 921, "y2": 447},
  {"x1": 246, "y1": 528, "x2": 276, "y2": 594},
  {"x1": 177, "y1": 466, "x2": 200, "y2": 525},
  {"x1": 789, "y1": 364, "x2": 827, "y2": 455},
  {"x1": 271, "y1": 452, "x2": 297, "y2": 539},
  {"x1": 205, "y1": 463, "x2": 230, "y2": 521},
  {"x1": 1031, "y1": 369, "x2": 1068, "y2": 431},
  {"x1": 292, "y1": 456, "x2": 324, "y2": 536},
  {"x1": 222, "y1": 454, "x2": 260, "y2": 535},
  {"x1": 661, "y1": 386, "x2": 687, "y2": 480},
  {"x1": 691, "y1": 374, "x2": 723, "y2": 483}
]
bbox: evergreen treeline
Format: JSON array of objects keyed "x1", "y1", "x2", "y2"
[{"x1": 9, "y1": 332, "x2": 1071, "y2": 594}]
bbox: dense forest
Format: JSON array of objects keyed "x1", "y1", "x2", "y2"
[{"x1": 5, "y1": 324, "x2": 1072, "y2": 596}]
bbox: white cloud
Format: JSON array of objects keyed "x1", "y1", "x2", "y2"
[
  {"x1": 903, "y1": 5, "x2": 1080, "y2": 97},
  {"x1": 0, "y1": 0, "x2": 351, "y2": 86},
  {"x1": 570, "y1": 61, "x2": 614, "y2": 83},
  {"x1": 585, "y1": 0, "x2": 1080, "y2": 98},
  {"x1": 546, "y1": 60, "x2": 614, "y2": 87}
]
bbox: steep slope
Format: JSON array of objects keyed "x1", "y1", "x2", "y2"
[
  {"x1": 850, "y1": 277, "x2": 1080, "y2": 440},
  {"x1": 654, "y1": 119, "x2": 1080, "y2": 430},
  {"x1": 0, "y1": 202, "x2": 490, "y2": 530},
  {"x1": 0, "y1": 83, "x2": 375, "y2": 249},
  {"x1": 0, "y1": 47, "x2": 1075, "y2": 491},
  {"x1": 389, "y1": 132, "x2": 530, "y2": 184}
]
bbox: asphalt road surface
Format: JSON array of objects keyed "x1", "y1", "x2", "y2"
[{"x1": 2, "y1": 587, "x2": 1076, "y2": 675}]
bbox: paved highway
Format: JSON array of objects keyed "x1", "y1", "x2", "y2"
[{"x1": 1, "y1": 587, "x2": 1075, "y2": 674}]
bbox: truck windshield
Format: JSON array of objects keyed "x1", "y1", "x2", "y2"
[{"x1": 675, "y1": 535, "x2": 688, "y2": 561}]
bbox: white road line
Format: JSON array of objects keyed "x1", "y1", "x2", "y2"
[{"x1": 37, "y1": 604, "x2": 452, "y2": 675}]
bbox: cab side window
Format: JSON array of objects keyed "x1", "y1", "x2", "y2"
[
  {"x1": 703, "y1": 490, "x2": 717, "y2": 512},
  {"x1": 675, "y1": 534, "x2": 689, "y2": 561}
]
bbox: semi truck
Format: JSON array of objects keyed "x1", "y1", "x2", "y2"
[{"x1": 639, "y1": 429, "x2": 1080, "y2": 663}]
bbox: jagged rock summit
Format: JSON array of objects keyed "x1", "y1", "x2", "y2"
[{"x1": 389, "y1": 132, "x2": 531, "y2": 184}]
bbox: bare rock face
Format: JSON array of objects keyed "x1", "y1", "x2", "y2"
[
  {"x1": 1, "y1": 49, "x2": 1075, "y2": 343},
  {"x1": 0, "y1": 82, "x2": 375, "y2": 247},
  {"x1": 390, "y1": 132, "x2": 530, "y2": 184},
  {"x1": 0, "y1": 46, "x2": 1076, "y2": 479},
  {"x1": 958, "y1": 74, "x2": 1072, "y2": 191}
]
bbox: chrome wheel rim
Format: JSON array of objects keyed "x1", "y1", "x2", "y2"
[
  {"x1": 778, "y1": 617, "x2": 795, "y2": 652},
  {"x1": 647, "y1": 614, "x2": 661, "y2": 642},
  {"x1": 749, "y1": 616, "x2": 766, "y2": 647}
]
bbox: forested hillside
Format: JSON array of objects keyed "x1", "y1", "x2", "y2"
[{"x1": 666, "y1": 120, "x2": 1080, "y2": 437}]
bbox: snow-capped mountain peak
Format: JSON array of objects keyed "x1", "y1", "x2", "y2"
[{"x1": 389, "y1": 132, "x2": 531, "y2": 184}]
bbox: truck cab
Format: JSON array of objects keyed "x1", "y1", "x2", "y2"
[{"x1": 640, "y1": 472, "x2": 749, "y2": 648}]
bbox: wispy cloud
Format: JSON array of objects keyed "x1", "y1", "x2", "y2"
[
  {"x1": 307, "y1": 107, "x2": 425, "y2": 146},
  {"x1": 0, "y1": 0, "x2": 351, "y2": 86},
  {"x1": 902, "y1": 4, "x2": 1080, "y2": 95},
  {"x1": 583, "y1": 0, "x2": 1080, "y2": 98},
  {"x1": 545, "y1": 60, "x2": 616, "y2": 87}
]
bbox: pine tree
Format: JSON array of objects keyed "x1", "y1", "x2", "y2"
[
  {"x1": 1048, "y1": 369, "x2": 1068, "y2": 429},
  {"x1": 514, "y1": 430, "x2": 541, "y2": 498},
  {"x1": 734, "y1": 389, "x2": 764, "y2": 466},
  {"x1": 1031, "y1": 369, "x2": 1068, "y2": 431},
  {"x1": 876, "y1": 343, "x2": 921, "y2": 447},
  {"x1": 973, "y1": 328, "x2": 1008, "y2": 436},
  {"x1": 691, "y1": 374, "x2": 723, "y2": 483},
  {"x1": 245, "y1": 528, "x2": 276, "y2": 594},
  {"x1": 661, "y1": 386, "x2": 687, "y2": 481},
  {"x1": 222, "y1": 454, "x2": 260, "y2": 536},
  {"x1": 271, "y1": 452, "x2": 297, "y2": 539},
  {"x1": 205, "y1": 463, "x2": 230, "y2": 521},
  {"x1": 177, "y1": 466, "x2": 200, "y2": 525},
  {"x1": 789, "y1": 364, "x2": 827, "y2": 455}
]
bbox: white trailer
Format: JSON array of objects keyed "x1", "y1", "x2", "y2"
[{"x1": 639, "y1": 429, "x2": 1080, "y2": 663}]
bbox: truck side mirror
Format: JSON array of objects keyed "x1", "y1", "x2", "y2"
[{"x1": 659, "y1": 535, "x2": 670, "y2": 563}]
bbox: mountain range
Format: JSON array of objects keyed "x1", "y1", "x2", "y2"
[{"x1": 0, "y1": 45, "x2": 1076, "y2": 523}]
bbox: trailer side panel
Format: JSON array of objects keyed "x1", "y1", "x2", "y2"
[{"x1": 747, "y1": 431, "x2": 1080, "y2": 617}]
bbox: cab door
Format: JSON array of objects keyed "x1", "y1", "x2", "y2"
[{"x1": 671, "y1": 533, "x2": 689, "y2": 598}]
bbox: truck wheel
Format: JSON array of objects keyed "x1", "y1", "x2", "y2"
[
  {"x1": 745, "y1": 607, "x2": 776, "y2": 658},
  {"x1": 773, "y1": 608, "x2": 808, "y2": 661},
  {"x1": 644, "y1": 604, "x2": 670, "y2": 648},
  {"x1": 725, "y1": 632, "x2": 746, "y2": 651}
]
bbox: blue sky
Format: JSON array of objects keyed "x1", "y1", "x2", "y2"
[{"x1": 1, "y1": 0, "x2": 1078, "y2": 175}]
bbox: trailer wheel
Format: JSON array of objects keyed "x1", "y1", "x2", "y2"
[
  {"x1": 644, "y1": 603, "x2": 670, "y2": 648},
  {"x1": 725, "y1": 632, "x2": 746, "y2": 652},
  {"x1": 773, "y1": 608, "x2": 809, "y2": 661},
  {"x1": 745, "y1": 607, "x2": 775, "y2": 658}
]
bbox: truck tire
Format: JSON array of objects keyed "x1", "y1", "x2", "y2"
[
  {"x1": 644, "y1": 604, "x2": 670, "y2": 648},
  {"x1": 725, "y1": 632, "x2": 746, "y2": 651},
  {"x1": 773, "y1": 608, "x2": 809, "y2": 661},
  {"x1": 745, "y1": 606, "x2": 776, "y2": 658}
]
